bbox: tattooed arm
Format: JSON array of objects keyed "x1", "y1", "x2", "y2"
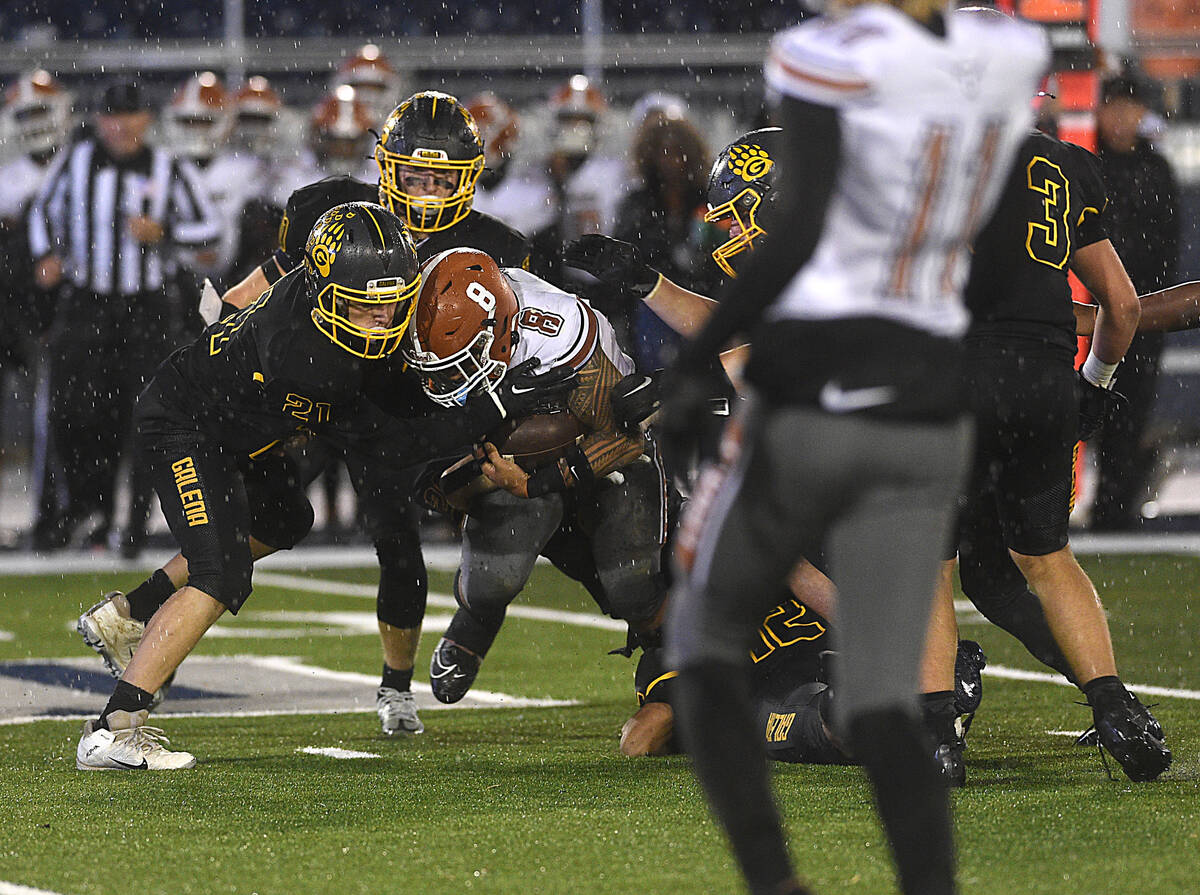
[
  {"x1": 568, "y1": 350, "x2": 647, "y2": 478},
  {"x1": 481, "y1": 350, "x2": 645, "y2": 498}
]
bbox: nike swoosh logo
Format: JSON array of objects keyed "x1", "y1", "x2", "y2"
[
  {"x1": 509, "y1": 384, "x2": 538, "y2": 395},
  {"x1": 622, "y1": 376, "x2": 654, "y2": 397},
  {"x1": 429, "y1": 657, "x2": 459, "y2": 680},
  {"x1": 818, "y1": 381, "x2": 896, "y2": 414},
  {"x1": 110, "y1": 757, "x2": 148, "y2": 769}
]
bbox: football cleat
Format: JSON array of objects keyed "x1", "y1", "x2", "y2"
[
  {"x1": 1089, "y1": 686, "x2": 1171, "y2": 782},
  {"x1": 376, "y1": 687, "x2": 425, "y2": 736},
  {"x1": 429, "y1": 638, "x2": 481, "y2": 704},
  {"x1": 77, "y1": 592, "x2": 170, "y2": 707},
  {"x1": 76, "y1": 714, "x2": 196, "y2": 771},
  {"x1": 77, "y1": 592, "x2": 142, "y2": 678},
  {"x1": 954, "y1": 639, "x2": 987, "y2": 742},
  {"x1": 934, "y1": 742, "x2": 966, "y2": 789}
]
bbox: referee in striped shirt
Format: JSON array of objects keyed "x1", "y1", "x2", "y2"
[{"x1": 29, "y1": 81, "x2": 220, "y2": 553}]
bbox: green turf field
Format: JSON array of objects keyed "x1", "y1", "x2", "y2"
[{"x1": 0, "y1": 553, "x2": 1196, "y2": 894}]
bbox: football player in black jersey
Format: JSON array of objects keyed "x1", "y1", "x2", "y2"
[
  {"x1": 927, "y1": 129, "x2": 1168, "y2": 783},
  {"x1": 74, "y1": 203, "x2": 574, "y2": 769},
  {"x1": 105, "y1": 92, "x2": 539, "y2": 736},
  {"x1": 623, "y1": 601, "x2": 987, "y2": 768}
]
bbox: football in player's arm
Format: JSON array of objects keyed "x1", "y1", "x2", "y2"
[{"x1": 404, "y1": 248, "x2": 671, "y2": 706}]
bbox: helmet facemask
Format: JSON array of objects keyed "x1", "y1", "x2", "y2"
[
  {"x1": 405, "y1": 323, "x2": 508, "y2": 407},
  {"x1": 705, "y1": 186, "x2": 767, "y2": 278},
  {"x1": 312, "y1": 273, "x2": 420, "y2": 360},
  {"x1": 376, "y1": 146, "x2": 484, "y2": 234}
]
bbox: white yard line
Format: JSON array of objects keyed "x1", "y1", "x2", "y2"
[
  {"x1": 984, "y1": 664, "x2": 1200, "y2": 701},
  {"x1": 0, "y1": 883, "x2": 69, "y2": 895},
  {"x1": 253, "y1": 572, "x2": 627, "y2": 631},
  {"x1": 298, "y1": 746, "x2": 381, "y2": 760}
]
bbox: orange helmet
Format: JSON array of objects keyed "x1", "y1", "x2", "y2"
[
  {"x1": 310, "y1": 86, "x2": 374, "y2": 175},
  {"x1": 233, "y1": 76, "x2": 282, "y2": 154},
  {"x1": 465, "y1": 91, "x2": 519, "y2": 167},
  {"x1": 2, "y1": 69, "x2": 71, "y2": 156},
  {"x1": 549, "y1": 74, "x2": 606, "y2": 157},
  {"x1": 332, "y1": 44, "x2": 403, "y2": 123},
  {"x1": 164, "y1": 71, "x2": 230, "y2": 161},
  {"x1": 404, "y1": 248, "x2": 520, "y2": 407}
]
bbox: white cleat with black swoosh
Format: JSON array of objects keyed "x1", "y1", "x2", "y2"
[{"x1": 76, "y1": 714, "x2": 195, "y2": 771}]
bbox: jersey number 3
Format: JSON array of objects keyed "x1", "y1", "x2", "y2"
[{"x1": 1025, "y1": 156, "x2": 1071, "y2": 269}]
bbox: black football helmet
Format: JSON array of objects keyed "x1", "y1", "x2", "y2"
[
  {"x1": 374, "y1": 91, "x2": 486, "y2": 234},
  {"x1": 303, "y1": 202, "x2": 421, "y2": 359},
  {"x1": 704, "y1": 127, "x2": 783, "y2": 277}
]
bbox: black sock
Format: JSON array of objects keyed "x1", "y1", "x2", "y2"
[
  {"x1": 97, "y1": 680, "x2": 156, "y2": 729},
  {"x1": 921, "y1": 691, "x2": 958, "y2": 745},
  {"x1": 381, "y1": 663, "x2": 413, "y2": 692},
  {"x1": 675, "y1": 661, "x2": 798, "y2": 895},
  {"x1": 126, "y1": 569, "x2": 176, "y2": 624},
  {"x1": 848, "y1": 707, "x2": 957, "y2": 895},
  {"x1": 1082, "y1": 675, "x2": 1124, "y2": 706}
]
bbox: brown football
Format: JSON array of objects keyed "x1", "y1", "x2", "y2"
[{"x1": 493, "y1": 411, "x2": 585, "y2": 470}]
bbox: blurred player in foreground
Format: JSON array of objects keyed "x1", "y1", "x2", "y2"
[{"x1": 658, "y1": 5, "x2": 1048, "y2": 894}]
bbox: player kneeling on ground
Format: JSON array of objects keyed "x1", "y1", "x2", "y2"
[
  {"x1": 405, "y1": 248, "x2": 669, "y2": 703},
  {"x1": 75, "y1": 204, "x2": 574, "y2": 770}
]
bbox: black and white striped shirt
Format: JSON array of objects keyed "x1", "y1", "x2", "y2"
[{"x1": 28, "y1": 139, "x2": 220, "y2": 296}]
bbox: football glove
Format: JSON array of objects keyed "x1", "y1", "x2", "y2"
[
  {"x1": 1077, "y1": 372, "x2": 1127, "y2": 442},
  {"x1": 563, "y1": 234, "x2": 662, "y2": 301},
  {"x1": 479, "y1": 357, "x2": 578, "y2": 420},
  {"x1": 658, "y1": 362, "x2": 730, "y2": 472},
  {"x1": 611, "y1": 370, "x2": 663, "y2": 431}
]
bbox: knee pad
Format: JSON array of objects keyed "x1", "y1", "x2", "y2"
[
  {"x1": 189, "y1": 562, "x2": 253, "y2": 615},
  {"x1": 245, "y1": 454, "x2": 315, "y2": 550},
  {"x1": 444, "y1": 571, "x2": 506, "y2": 656},
  {"x1": 376, "y1": 532, "x2": 428, "y2": 629},
  {"x1": 597, "y1": 557, "x2": 667, "y2": 628}
]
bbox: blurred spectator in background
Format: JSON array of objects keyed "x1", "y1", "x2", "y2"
[
  {"x1": 330, "y1": 44, "x2": 406, "y2": 125},
  {"x1": 1091, "y1": 72, "x2": 1179, "y2": 531},
  {"x1": 531, "y1": 75, "x2": 628, "y2": 286},
  {"x1": 469, "y1": 91, "x2": 554, "y2": 238},
  {"x1": 613, "y1": 104, "x2": 715, "y2": 371},
  {"x1": 28, "y1": 81, "x2": 220, "y2": 554},
  {"x1": 165, "y1": 72, "x2": 250, "y2": 288},
  {"x1": 225, "y1": 76, "x2": 289, "y2": 277},
  {"x1": 274, "y1": 86, "x2": 376, "y2": 206},
  {"x1": 0, "y1": 70, "x2": 71, "y2": 360},
  {"x1": 0, "y1": 70, "x2": 73, "y2": 550}
]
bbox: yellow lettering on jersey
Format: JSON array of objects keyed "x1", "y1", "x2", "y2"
[
  {"x1": 751, "y1": 600, "x2": 826, "y2": 664},
  {"x1": 171, "y1": 457, "x2": 209, "y2": 527},
  {"x1": 282, "y1": 393, "x2": 332, "y2": 424},
  {"x1": 208, "y1": 285, "x2": 274, "y2": 356},
  {"x1": 765, "y1": 712, "x2": 796, "y2": 743},
  {"x1": 1025, "y1": 156, "x2": 1071, "y2": 269}
]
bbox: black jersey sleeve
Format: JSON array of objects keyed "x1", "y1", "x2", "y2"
[
  {"x1": 634, "y1": 646, "x2": 677, "y2": 706},
  {"x1": 1065, "y1": 142, "x2": 1110, "y2": 249},
  {"x1": 275, "y1": 176, "x2": 379, "y2": 271},
  {"x1": 332, "y1": 393, "x2": 506, "y2": 471}
]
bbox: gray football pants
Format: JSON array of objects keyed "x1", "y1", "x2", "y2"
[{"x1": 669, "y1": 399, "x2": 972, "y2": 729}]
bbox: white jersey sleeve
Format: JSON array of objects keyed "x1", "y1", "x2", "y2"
[
  {"x1": 503, "y1": 267, "x2": 634, "y2": 376},
  {"x1": 766, "y1": 18, "x2": 875, "y2": 107},
  {"x1": 762, "y1": 6, "x2": 1049, "y2": 338}
]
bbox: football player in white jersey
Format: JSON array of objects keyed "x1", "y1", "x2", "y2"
[
  {"x1": 403, "y1": 248, "x2": 669, "y2": 704},
  {"x1": 661, "y1": 5, "x2": 1048, "y2": 895}
]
